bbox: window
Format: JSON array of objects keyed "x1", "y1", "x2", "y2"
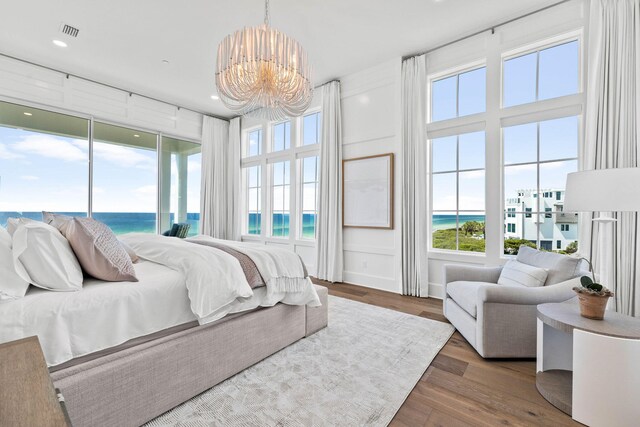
[
  {"x1": 241, "y1": 111, "x2": 321, "y2": 241},
  {"x1": 561, "y1": 224, "x2": 570, "y2": 232},
  {"x1": 272, "y1": 121, "x2": 291, "y2": 152},
  {"x1": 0, "y1": 101, "x2": 89, "y2": 225},
  {"x1": 271, "y1": 161, "x2": 290, "y2": 237},
  {"x1": 507, "y1": 208, "x2": 516, "y2": 218},
  {"x1": 503, "y1": 40, "x2": 579, "y2": 107},
  {"x1": 246, "y1": 129, "x2": 262, "y2": 157},
  {"x1": 300, "y1": 156, "x2": 319, "y2": 239},
  {"x1": 431, "y1": 67, "x2": 486, "y2": 121},
  {"x1": 503, "y1": 116, "x2": 579, "y2": 252},
  {"x1": 302, "y1": 112, "x2": 321, "y2": 146},
  {"x1": 431, "y1": 131, "x2": 485, "y2": 252},
  {"x1": 557, "y1": 240, "x2": 562, "y2": 249},
  {"x1": 245, "y1": 165, "x2": 262, "y2": 235},
  {"x1": 0, "y1": 100, "x2": 201, "y2": 234},
  {"x1": 161, "y1": 137, "x2": 201, "y2": 236}
]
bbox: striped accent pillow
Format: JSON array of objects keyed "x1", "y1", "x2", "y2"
[{"x1": 498, "y1": 259, "x2": 548, "y2": 287}]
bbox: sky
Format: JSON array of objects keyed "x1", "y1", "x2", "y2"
[{"x1": 0, "y1": 127, "x2": 200, "y2": 213}]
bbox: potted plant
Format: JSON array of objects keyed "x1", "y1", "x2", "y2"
[{"x1": 573, "y1": 275, "x2": 614, "y2": 320}]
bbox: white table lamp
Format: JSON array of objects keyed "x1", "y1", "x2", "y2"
[{"x1": 564, "y1": 168, "x2": 640, "y2": 221}]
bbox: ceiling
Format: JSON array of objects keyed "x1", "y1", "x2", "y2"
[{"x1": 0, "y1": 0, "x2": 560, "y2": 118}]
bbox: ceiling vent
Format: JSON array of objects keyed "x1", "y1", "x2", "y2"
[{"x1": 59, "y1": 23, "x2": 79, "y2": 38}]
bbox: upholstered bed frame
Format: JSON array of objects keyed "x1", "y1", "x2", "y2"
[{"x1": 50, "y1": 285, "x2": 329, "y2": 427}]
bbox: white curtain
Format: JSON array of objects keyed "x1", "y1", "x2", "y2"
[
  {"x1": 580, "y1": 0, "x2": 640, "y2": 315},
  {"x1": 226, "y1": 117, "x2": 242, "y2": 241},
  {"x1": 400, "y1": 55, "x2": 429, "y2": 297},
  {"x1": 200, "y1": 115, "x2": 231, "y2": 238},
  {"x1": 315, "y1": 81, "x2": 343, "y2": 282}
]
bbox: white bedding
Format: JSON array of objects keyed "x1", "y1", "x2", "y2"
[{"x1": 0, "y1": 236, "x2": 321, "y2": 366}]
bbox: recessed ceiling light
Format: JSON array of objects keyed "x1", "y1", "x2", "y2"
[
  {"x1": 23, "y1": 112, "x2": 33, "y2": 116},
  {"x1": 211, "y1": 95, "x2": 219, "y2": 100},
  {"x1": 52, "y1": 39, "x2": 67, "y2": 48},
  {"x1": 133, "y1": 134, "x2": 140, "y2": 138}
]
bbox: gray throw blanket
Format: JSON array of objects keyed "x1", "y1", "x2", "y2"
[{"x1": 185, "y1": 239, "x2": 265, "y2": 289}]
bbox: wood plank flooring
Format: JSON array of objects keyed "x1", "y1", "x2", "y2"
[{"x1": 312, "y1": 279, "x2": 579, "y2": 427}]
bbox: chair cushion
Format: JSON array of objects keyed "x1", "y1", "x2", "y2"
[
  {"x1": 516, "y1": 245, "x2": 581, "y2": 285},
  {"x1": 498, "y1": 260, "x2": 548, "y2": 288},
  {"x1": 447, "y1": 281, "x2": 495, "y2": 318}
]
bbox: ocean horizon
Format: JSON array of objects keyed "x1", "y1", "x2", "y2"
[
  {"x1": 0, "y1": 211, "x2": 200, "y2": 236},
  {"x1": 432, "y1": 214, "x2": 486, "y2": 231}
]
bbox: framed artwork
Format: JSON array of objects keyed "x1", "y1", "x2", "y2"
[{"x1": 342, "y1": 153, "x2": 394, "y2": 229}]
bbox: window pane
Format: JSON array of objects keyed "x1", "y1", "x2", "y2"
[
  {"x1": 458, "y1": 131, "x2": 485, "y2": 170},
  {"x1": 0, "y1": 101, "x2": 89, "y2": 225},
  {"x1": 302, "y1": 183, "x2": 316, "y2": 212},
  {"x1": 459, "y1": 170, "x2": 485, "y2": 211},
  {"x1": 246, "y1": 165, "x2": 261, "y2": 235},
  {"x1": 504, "y1": 213, "x2": 538, "y2": 255},
  {"x1": 432, "y1": 173, "x2": 456, "y2": 210},
  {"x1": 248, "y1": 129, "x2": 262, "y2": 156},
  {"x1": 303, "y1": 156, "x2": 317, "y2": 182},
  {"x1": 93, "y1": 122, "x2": 157, "y2": 234},
  {"x1": 432, "y1": 136, "x2": 457, "y2": 172},
  {"x1": 539, "y1": 116, "x2": 578, "y2": 161},
  {"x1": 248, "y1": 188, "x2": 259, "y2": 211},
  {"x1": 458, "y1": 213, "x2": 486, "y2": 253},
  {"x1": 458, "y1": 67, "x2": 486, "y2": 116},
  {"x1": 303, "y1": 113, "x2": 320, "y2": 146},
  {"x1": 432, "y1": 75, "x2": 457, "y2": 121},
  {"x1": 432, "y1": 211, "x2": 457, "y2": 250},
  {"x1": 301, "y1": 212, "x2": 316, "y2": 239},
  {"x1": 504, "y1": 123, "x2": 537, "y2": 165},
  {"x1": 540, "y1": 160, "x2": 577, "y2": 191},
  {"x1": 539, "y1": 41, "x2": 579, "y2": 101},
  {"x1": 160, "y1": 137, "x2": 201, "y2": 236},
  {"x1": 504, "y1": 164, "x2": 537, "y2": 212},
  {"x1": 273, "y1": 161, "x2": 284, "y2": 185},
  {"x1": 503, "y1": 52, "x2": 537, "y2": 107},
  {"x1": 273, "y1": 123, "x2": 285, "y2": 151}
]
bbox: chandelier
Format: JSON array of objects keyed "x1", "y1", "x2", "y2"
[{"x1": 215, "y1": 0, "x2": 313, "y2": 121}]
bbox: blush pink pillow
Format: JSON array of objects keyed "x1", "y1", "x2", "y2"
[{"x1": 44, "y1": 213, "x2": 137, "y2": 282}]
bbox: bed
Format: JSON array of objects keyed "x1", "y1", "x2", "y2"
[{"x1": 0, "y1": 234, "x2": 329, "y2": 427}]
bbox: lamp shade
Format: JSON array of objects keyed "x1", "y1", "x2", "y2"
[{"x1": 564, "y1": 168, "x2": 640, "y2": 212}]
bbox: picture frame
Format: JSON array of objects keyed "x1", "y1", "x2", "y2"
[{"x1": 342, "y1": 153, "x2": 394, "y2": 229}]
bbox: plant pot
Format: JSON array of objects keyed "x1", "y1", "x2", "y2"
[{"x1": 576, "y1": 293, "x2": 610, "y2": 320}]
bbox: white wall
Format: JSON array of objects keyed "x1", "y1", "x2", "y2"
[
  {"x1": 0, "y1": 55, "x2": 204, "y2": 141},
  {"x1": 340, "y1": 59, "x2": 403, "y2": 293}
]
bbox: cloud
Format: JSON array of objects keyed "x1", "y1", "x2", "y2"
[
  {"x1": 91, "y1": 141, "x2": 155, "y2": 169},
  {"x1": 20, "y1": 175, "x2": 39, "y2": 181},
  {"x1": 0, "y1": 144, "x2": 24, "y2": 160},
  {"x1": 132, "y1": 185, "x2": 157, "y2": 195},
  {"x1": 12, "y1": 135, "x2": 87, "y2": 162}
]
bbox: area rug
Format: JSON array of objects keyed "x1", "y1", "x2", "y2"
[{"x1": 146, "y1": 296, "x2": 455, "y2": 427}]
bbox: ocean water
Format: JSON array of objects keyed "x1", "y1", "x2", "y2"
[
  {"x1": 247, "y1": 213, "x2": 316, "y2": 239},
  {"x1": 432, "y1": 214, "x2": 486, "y2": 231},
  {"x1": 0, "y1": 212, "x2": 200, "y2": 236}
]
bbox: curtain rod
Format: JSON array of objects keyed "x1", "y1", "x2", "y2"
[
  {"x1": 0, "y1": 52, "x2": 230, "y2": 121},
  {"x1": 402, "y1": 0, "x2": 572, "y2": 61}
]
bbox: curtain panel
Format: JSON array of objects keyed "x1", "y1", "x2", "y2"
[
  {"x1": 400, "y1": 55, "x2": 429, "y2": 297},
  {"x1": 581, "y1": 0, "x2": 640, "y2": 315},
  {"x1": 200, "y1": 115, "x2": 233, "y2": 239},
  {"x1": 315, "y1": 81, "x2": 344, "y2": 282}
]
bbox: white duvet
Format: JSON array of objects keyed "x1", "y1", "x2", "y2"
[{"x1": 0, "y1": 234, "x2": 321, "y2": 366}]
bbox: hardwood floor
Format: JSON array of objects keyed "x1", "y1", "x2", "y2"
[{"x1": 312, "y1": 279, "x2": 579, "y2": 427}]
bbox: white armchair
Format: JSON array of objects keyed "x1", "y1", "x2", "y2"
[{"x1": 443, "y1": 246, "x2": 586, "y2": 358}]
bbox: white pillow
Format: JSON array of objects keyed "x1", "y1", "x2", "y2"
[
  {"x1": 0, "y1": 226, "x2": 30, "y2": 301},
  {"x1": 498, "y1": 259, "x2": 548, "y2": 288},
  {"x1": 10, "y1": 218, "x2": 83, "y2": 291}
]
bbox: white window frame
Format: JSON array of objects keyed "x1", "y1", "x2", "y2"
[
  {"x1": 241, "y1": 108, "x2": 321, "y2": 246},
  {"x1": 427, "y1": 28, "x2": 585, "y2": 263}
]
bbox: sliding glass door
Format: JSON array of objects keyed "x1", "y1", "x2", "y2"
[
  {"x1": 92, "y1": 122, "x2": 158, "y2": 234},
  {"x1": 160, "y1": 136, "x2": 201, "y2": 236},
  {"x1": 0, "y1": 101, "x2": 89, "y2": 226}
]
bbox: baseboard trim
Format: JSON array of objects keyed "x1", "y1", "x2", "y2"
[{"x1": 428, "y1": 283, "x2": 444, "y2": 300}]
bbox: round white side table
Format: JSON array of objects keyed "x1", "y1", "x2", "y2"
[{"x1": 536, "y1": 302, "x2": 640, "y2": 427}]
